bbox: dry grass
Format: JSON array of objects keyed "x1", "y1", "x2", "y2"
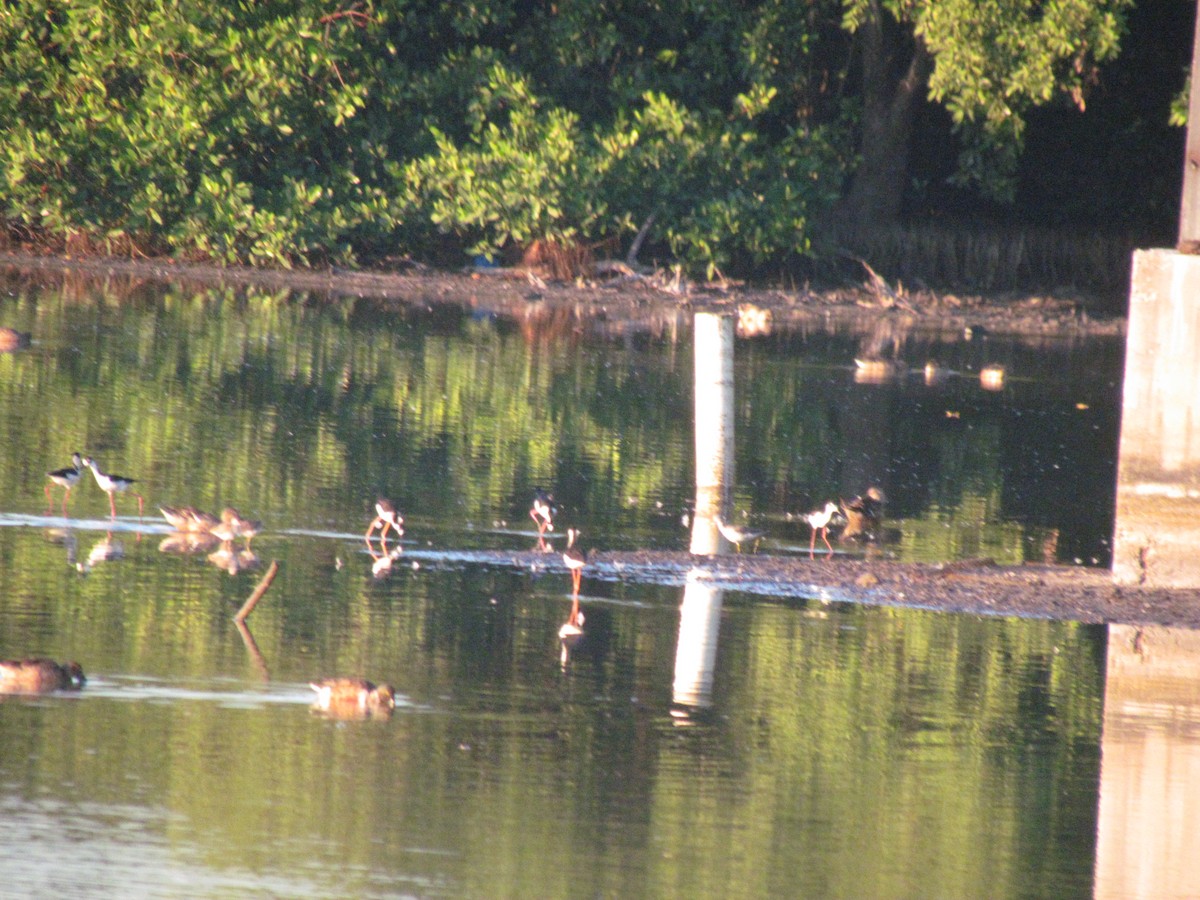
[
  {"x1": 828, "y1": 221, "x2": 1139, "y2": 307},
  {"x1": 521, "y1": 238, "x2": 594, "y2": 281}
]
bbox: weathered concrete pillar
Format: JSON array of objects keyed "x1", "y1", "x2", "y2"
[
  {"x1": 1113, "y1": 250, "x2": 1200, "y2": 586},
  {"x1": 691, "y1": 313, "x2": 735, "y2": 555},
  {"x1": 1095, "y1": 625, "x2": 1200, "y2": 899}
]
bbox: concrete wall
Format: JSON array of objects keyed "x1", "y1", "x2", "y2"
[
  {"x1": 1095, "y1": 625, "x2": 1200, "y2": 899},
  {"x1": 1113, "y1": 249, "x2": 1200, "y2": 586}
]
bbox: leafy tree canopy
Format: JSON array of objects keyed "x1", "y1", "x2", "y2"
[{"x1": 0, "y1": 0, "x2": 1162, "y2": 276}]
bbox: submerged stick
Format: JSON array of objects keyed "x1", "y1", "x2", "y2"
[
  {"x1": 235, "y1": 618, "x2": 270, "y2": 681},
  {"x1": 234, "y1": 560, "x2": 279, "y2": 622}
]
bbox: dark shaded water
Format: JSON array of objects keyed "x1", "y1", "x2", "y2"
[{"x1": 0, "y1": 271, "x2": 1143, "y2": 897}]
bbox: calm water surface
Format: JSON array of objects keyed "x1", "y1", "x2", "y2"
[{"x1": 0, "y1": 271, "x2": 1153, "y2": 897}]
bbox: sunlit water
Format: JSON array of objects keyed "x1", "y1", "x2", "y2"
[{"x1": 0, "y1": 269, "x2": 1169, "y2": 897}]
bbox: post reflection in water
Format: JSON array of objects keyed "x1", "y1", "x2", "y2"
[
  {"x1": 672, "y1": 312, "x2": 734, "y2": 714},
  {"x1": 671, "y1": 572, "x2": 724, "y2": 717},
  {"x1": 1095, "y1": 625, "x2": 1200, "y2": 899}
]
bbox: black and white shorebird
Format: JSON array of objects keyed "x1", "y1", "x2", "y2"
[
  {"x1": 365, "y1": 499, "x2": 404, "y2": 544},
  {"x1": 45, "y1": 452, "x2": 84, "y2": 515},
  {"x1": 563, "y1": 527, "x2": 587, "y2": 595},
  {"x1": 82, "y1": 457, "x2": 144, "y2": 518},
  {"x1": 714, "y1": 515, "x2": 764, "y2": 553},
  {"x1": 803, "y1": 501, "x2": 840, "y2": 557}
]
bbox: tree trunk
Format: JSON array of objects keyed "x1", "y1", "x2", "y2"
[{"x1": 833, "y1": 0, "x2": 932, "y2": 235}]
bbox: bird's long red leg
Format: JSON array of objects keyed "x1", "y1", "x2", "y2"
[
  {"x1": 109, "y1": 494, "x2": 117, "y2": 518},
  {"x1": 822, "y1": 528, "x2": 833, "y2": 553}
]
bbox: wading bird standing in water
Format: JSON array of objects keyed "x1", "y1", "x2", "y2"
[
  {"x1": 714, "y1": 515, "x2": 764, "y2": 553},
  {"x1": 803, "y1": 501, "x2": 840, "y2": 558},
  {"x1": 83, "y1": 457, "x2": 144, "y2": 518},
  {"x1": 45, "y1": 452, "x2": 84, "y2": 515},
  {"x1": 365, "y1": 499, "x2": 404, "y2": 545},
  {"x1": 563, "y1": 528, "x2": 587, "y2": 595}
]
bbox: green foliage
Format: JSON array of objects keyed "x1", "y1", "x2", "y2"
[
  {"x1": 844, "y1": 0, "x2": 1132, "y2": 202},
  {"x1": 1170, "y1": 77, "x2": 1190, "y2": 128},
  {"x1": 0, "y1": 0, "x2": 391, "y2": 265},
  {"x1": 0, "y1": 0, "x2": 1144, "y2": 272},
  {"x1": 401, "y1": 62, "x2": 602, "y2": 257},
  {"x1": 596, "y1": 92, "x2": 842, "y2": 273}
]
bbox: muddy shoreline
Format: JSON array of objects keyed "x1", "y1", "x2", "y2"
[
  {"x1": 0, "y1": 251, "x2": 1125, "y2": 340},
  {"x1": 4, "y1": 252, "x2": 1176, "y2": 630},
  {"x1": 580, "y1": 552, "x2": 1200, "y2": 631}
]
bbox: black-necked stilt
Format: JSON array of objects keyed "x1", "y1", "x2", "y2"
[
  {"x1": 45, "y1": 452, "x2": 84, "y2": 515},
  {"x1": 365, "y1": 499, "x2": 403, "y2": 543},
  {"x1": 159, "y1": 505, "x2": 220, "y2": 533},
  {"x1": 840, "y1": 487, "x2": 886, "y2": 542},
  {"x1": 803, "y1": 501, "x2": 840, "y2": 556},
  {"x1": 714, "y1": 515, "x2": 764, "y2": 553},
  {"x1": 530, "y1": 488, "x2": 558, "y2": 534},
  {"x1": 309, "y1": 678, "x2": 396, "y2": 719},
  {"x1": 563, "y1": 527, "x2": 586, "y2": 595},
  {"x1": 82, "y1": 457, "x2": 144, "y2": 518},
  {"x1": 0, "y1": 658, "x2": 86, "y2": 693}
]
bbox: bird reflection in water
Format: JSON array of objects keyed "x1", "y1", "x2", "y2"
[
  {"x1": 369, "y1": 541, "x2": 405, "y2": 578},
  {"x1": 44, "y1": 527, "x2": 79, "y2": 568},
  {"x1": 207, "y1": 541, "x2": 259, "y2": 575},
  {"x1": 76, "y1": 532, "x2": 124, "y2": 574},
  {"x1": 558, "y1": 592, "x2": 586, "y2": 668},
  {"x1": 159, "y1": 531, "x2": 221, "y2": 555}
]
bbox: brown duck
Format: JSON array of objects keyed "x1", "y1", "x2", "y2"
[
  {"x1": 0, "y1": 658, "x2": 86, "y2": 693},
  {"x1": 309, "y1": 678, "x2": 396, "y2": 719}
]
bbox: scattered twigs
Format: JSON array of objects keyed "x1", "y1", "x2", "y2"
[{"x1": 234, "y1": 560, "x2": 279, "y2": 623}]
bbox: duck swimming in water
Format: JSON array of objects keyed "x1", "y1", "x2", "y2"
[
  {"x1": 309, "y1": 678, "x2": 396, "y2": 719},
  {"x1": 0, "y1": 658, "x2": 86, "y2": 693}
]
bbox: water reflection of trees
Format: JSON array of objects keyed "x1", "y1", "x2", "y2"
[{"x1": 0, "y1": 275, "x2": 1121, "y2": 568}]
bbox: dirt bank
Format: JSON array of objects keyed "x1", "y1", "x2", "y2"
[
  {"x1": 0, "y1": 251, "x2": 1125, "y2": 340},
  {"x1": 584, "y1": 552, "x2": 1199, "y2": 630}
]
